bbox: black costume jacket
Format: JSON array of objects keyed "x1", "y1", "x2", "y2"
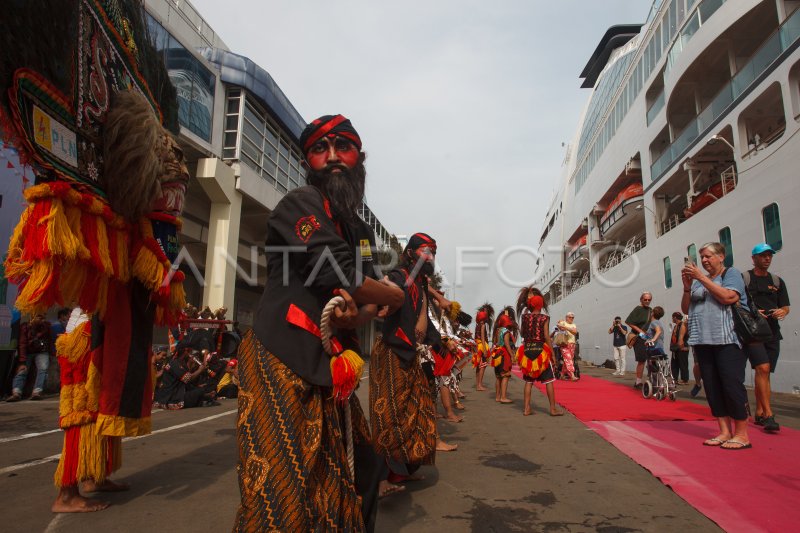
[
  {"x1": 252, "y1": 186, "x2": 380, "y2": 387},
  {"x1": 381, "y1": 268, "x2": 439, "y2": 367}
]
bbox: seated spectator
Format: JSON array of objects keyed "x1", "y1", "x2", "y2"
[
  {"x1": 153, "y1": 349, "x2": 216, "y2": 409},
  {"x1": 217, "y1": 359, "x2": 239, "y2": 399}
]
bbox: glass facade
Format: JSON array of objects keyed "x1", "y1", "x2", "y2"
[
  {"x1": 224, "y1": 89, "x2": 306, "y2": 193},
  {"x1": 574, "y1": 0, "x2": 710, "y2": 193},
  {"x1": 147, "y1": 15, "x2": 216, "y2": 142}
]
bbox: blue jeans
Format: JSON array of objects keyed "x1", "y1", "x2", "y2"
[{"x1": 12, "y1": 352, "x2": 50, "y2": 395}]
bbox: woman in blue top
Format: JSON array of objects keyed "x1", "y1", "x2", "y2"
[{"x1": 681, "y1": 242, "x2": 751, "y2": 450}]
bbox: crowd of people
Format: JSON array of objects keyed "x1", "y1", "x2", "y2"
[
  {"x1": 1, "y1": 108, "x2": 790, "y2": 530},
  {"x1": 608, "y1": 241, "x2": 790, "y2": 449}
]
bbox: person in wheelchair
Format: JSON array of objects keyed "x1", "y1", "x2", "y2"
[{"x1": 643, "y1": 307, "x2": 677, "y2": 400}]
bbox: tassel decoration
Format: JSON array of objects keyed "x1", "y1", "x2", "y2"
[{"x1": 330, "y1": 349, "x2": 364, "y2": 403}]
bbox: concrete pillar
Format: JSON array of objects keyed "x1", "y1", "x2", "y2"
[{"x1": 196, "y1": 158, "x2": 242, "y2": 315}]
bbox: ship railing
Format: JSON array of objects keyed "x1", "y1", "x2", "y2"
[
  {"x1": 660, "y1": 214, "x2": 684, "y2": 236},
  {"x1": 742, "y1": 127, "x2": 786, "y2": 159},
  {"x1": 651, "y1": 6, "x2": 800, "y2": 183}
]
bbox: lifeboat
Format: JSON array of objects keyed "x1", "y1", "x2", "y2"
[
  {"x1": 686, "y1": 179, "x2": 736, "y2": 216},
  {"x1": 599, "y1": 183, "x2": 644, "y2": 240},
  {"x1": 568, "y1": 234, "x2": 588, "y2": 264}
]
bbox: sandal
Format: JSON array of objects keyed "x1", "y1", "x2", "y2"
[
  {"x1": 702, "y1": 437, "x2": 728, "y2": 447},
  {"x1": 721, "y1": 438, "x2": 752, "y2": 450}
]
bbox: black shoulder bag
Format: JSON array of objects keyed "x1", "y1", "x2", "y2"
[{"x1": 722, "y1": 268, "x2": 773, "y2": 344}]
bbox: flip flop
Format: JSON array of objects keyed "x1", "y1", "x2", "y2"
[
  {"x1": 702, "y1": 437, "x2": 727, "y2": 447},
  {"x1": 721, "y1": 439, "x2": 752, "y2": 450}
]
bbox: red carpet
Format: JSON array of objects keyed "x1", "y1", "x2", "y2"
[
  {"x1": 588, "y1": 420, "x2": 800, "y2": 533},
  {"x1": 521, "y1": 373, "x2": 714, "y2": 422}
]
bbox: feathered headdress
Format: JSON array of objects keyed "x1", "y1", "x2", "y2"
[{"x1": 476, "y1": 303, "x2": 494, "y2": 324}]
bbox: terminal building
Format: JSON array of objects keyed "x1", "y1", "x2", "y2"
[{"x1": 143, "y1": 0, "x2": 393, "y2": 341}]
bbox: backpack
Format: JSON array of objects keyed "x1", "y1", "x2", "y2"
[{"x1": 742, "y1": 270, "x2": 780, "y2": 291}]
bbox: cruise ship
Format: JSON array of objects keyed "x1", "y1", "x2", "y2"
[{"x1": 534, "y1": 0, "x2": 800, "y2": 394}]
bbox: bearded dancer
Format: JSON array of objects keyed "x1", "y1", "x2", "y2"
[
  {"x1": 234, "y1": 115, "x2": 404, "y2": 533},
  {"x1": 370, "y1": 233, "x2": 455, "y2": 492},
  {"x1": 473, "y1": 304, "x2": 494, "y2": 391}
]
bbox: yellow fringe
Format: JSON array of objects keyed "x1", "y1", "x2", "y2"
[
  {"x1": 56, "y1": 320, "x2": 92, "y2": 364},
  {"x1": 59, "y1": 383, "x2": 75, "y2": 418},
  {"x1": 169, "y1": 279, "x2": 186, "y2": 312},
  {"x1": 59, "y1": 411, "x2": 94, "y2": 429},
  {"x1": 3, "y1": 205, "x2": 32, "y2": 280},
  {"x1": 86, "y1": 361, "x2": 101, "y2": 413},
  {"x1": 15, "y1": 259, "x2": 56, "y2": 315},
  {"x1": 109, "y1": 437, "x2": 122, "y2": 473},
  {"x1": 46, "y1": 198, "x2": 82, "y2": 260},
  {"x1": 58, "y1": 261, "x2": 88, "y2": 306},
  {"x1": 131, "y1": 245, "x2": 164, "y2": 292},
  {"x1": 53, "y1": 424, "x2": 107, "y2": 488},
  {"x1": 65, "y1": 205, "x2": 91, "y2": 261},
  {"x1": 95, "y1": 414, "x2": 152, "y2": 437},
  {"x1": 95, "y1": 217, "x2": 114, "y2": 275}
]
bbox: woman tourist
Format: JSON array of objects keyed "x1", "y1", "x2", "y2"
[{"x1": 682, "y1": 242, "x2": 751, "y2": 450}]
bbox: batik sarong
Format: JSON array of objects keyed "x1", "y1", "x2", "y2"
[
  {"x1": 234, "y1": 331, "x2": 377, "y2": 533},
  {"x1": 368, "y1": 339, "x2": 436, "y2": 466}
]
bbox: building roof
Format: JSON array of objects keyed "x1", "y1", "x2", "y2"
[
  {"x1": 200, "y1": 48, "x2": 306, "y2": 143},
  {"x1": 579, "y1": 24, "x2": 643, "y2": 89}
]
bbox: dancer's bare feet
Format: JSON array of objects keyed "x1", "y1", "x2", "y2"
[
  {"x1": 378, "y1": 480, "x2": 405, "y2": 499},
  {"x1": 436, "y1": 439, "x2": 458, "y2": 452},
  {"x1": 499, "y1": 398, "x2": 512, "y2": 404},
  {"x1": 52, "y1": 487, "x2": 109, "y2": 513},
  {"x1": 454, "y1": 401, "x2": 465, "y2": 410},
  {"x1": 523, "y1": 409, "x2": 534, "y2": 416},
  {"x1": 81, "y1": 479, "x2": 130, "y2": 493},
  {"x1": 549, "y1": 409, "x2": 565, "y2": 416},
  {"x1": 476, "y1": 386, "x2": 488, "y2": 391},
  {"x1": 446, "y1": 414, "x2": 464, "y2": 423}
]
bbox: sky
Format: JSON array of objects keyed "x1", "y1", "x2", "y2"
[{"x1": 191, "y1": 0, "x2": 651, "y2": 316}]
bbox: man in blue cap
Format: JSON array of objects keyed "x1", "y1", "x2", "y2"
[{"x1": 742, "y1": 243, "x2": 790, "y2": 433}]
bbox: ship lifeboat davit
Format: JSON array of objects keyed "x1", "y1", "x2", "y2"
[
  {"x1": 568, "y1": 234, "x2": 588, "y2": 264},
  {"x1": 599, "y1": 183, "x2": 644, "y2": 241},
  {"x1": 686, "y1": 180, "x2": 736, "y2": 216}
]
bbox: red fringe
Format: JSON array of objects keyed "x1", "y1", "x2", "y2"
[{"x1": 59, "y1": 426, "x2": 81, "y2": 487}]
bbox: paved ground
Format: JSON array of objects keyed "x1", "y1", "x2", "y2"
[{"x1": 0, "y1": 363, "x2": 797, "y2": 532}]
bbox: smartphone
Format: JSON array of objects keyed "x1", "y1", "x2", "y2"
[{"x1": 684, "y1": 256, "x2": 693, "y2": 266}]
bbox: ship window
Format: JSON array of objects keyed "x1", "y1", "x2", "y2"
[
  {"x1": 687, "y1": 243, "x2": 698, "y2": 264},
  {"x1": 762, "y1": 203, "x2": 783, "y2": 251},
  {"x1": 718, "y1": 227, "x2": 734, "y2": 267},
  {"x1": 663, "y1": 257, "x2": 673, "y2": 289}
]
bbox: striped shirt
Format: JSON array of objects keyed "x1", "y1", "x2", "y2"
[{"x1": 688, "y1": 267, "x2": 748, "y2": 348}]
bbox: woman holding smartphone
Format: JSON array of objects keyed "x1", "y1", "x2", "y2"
[{"x1": 681, "y1": 242, "x2": 751, "y2": 450}]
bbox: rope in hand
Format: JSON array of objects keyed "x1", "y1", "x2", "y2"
[{"x1": 319, "y1": 295, "x2": 356, "y2": 481}]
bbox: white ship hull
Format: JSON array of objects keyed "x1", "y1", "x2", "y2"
[{"x1": 536, "y1": 0, "x2": 800, "y2": 394}]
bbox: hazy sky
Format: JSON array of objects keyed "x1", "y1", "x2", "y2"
[{"x1": 192, "y1": 0, "x2": 650, "y2": 316}]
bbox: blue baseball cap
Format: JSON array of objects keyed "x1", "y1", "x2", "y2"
[{"x1": 751, "y1": 243, "x2": 776, "y2": 255}]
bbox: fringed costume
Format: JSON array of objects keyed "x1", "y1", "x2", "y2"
[
  {"x1": 0, "y1": 0, "x2": 187, "y2": 494},
  {"x1": 369, "y1": 233, "x2": 439, "y2": 473}
]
